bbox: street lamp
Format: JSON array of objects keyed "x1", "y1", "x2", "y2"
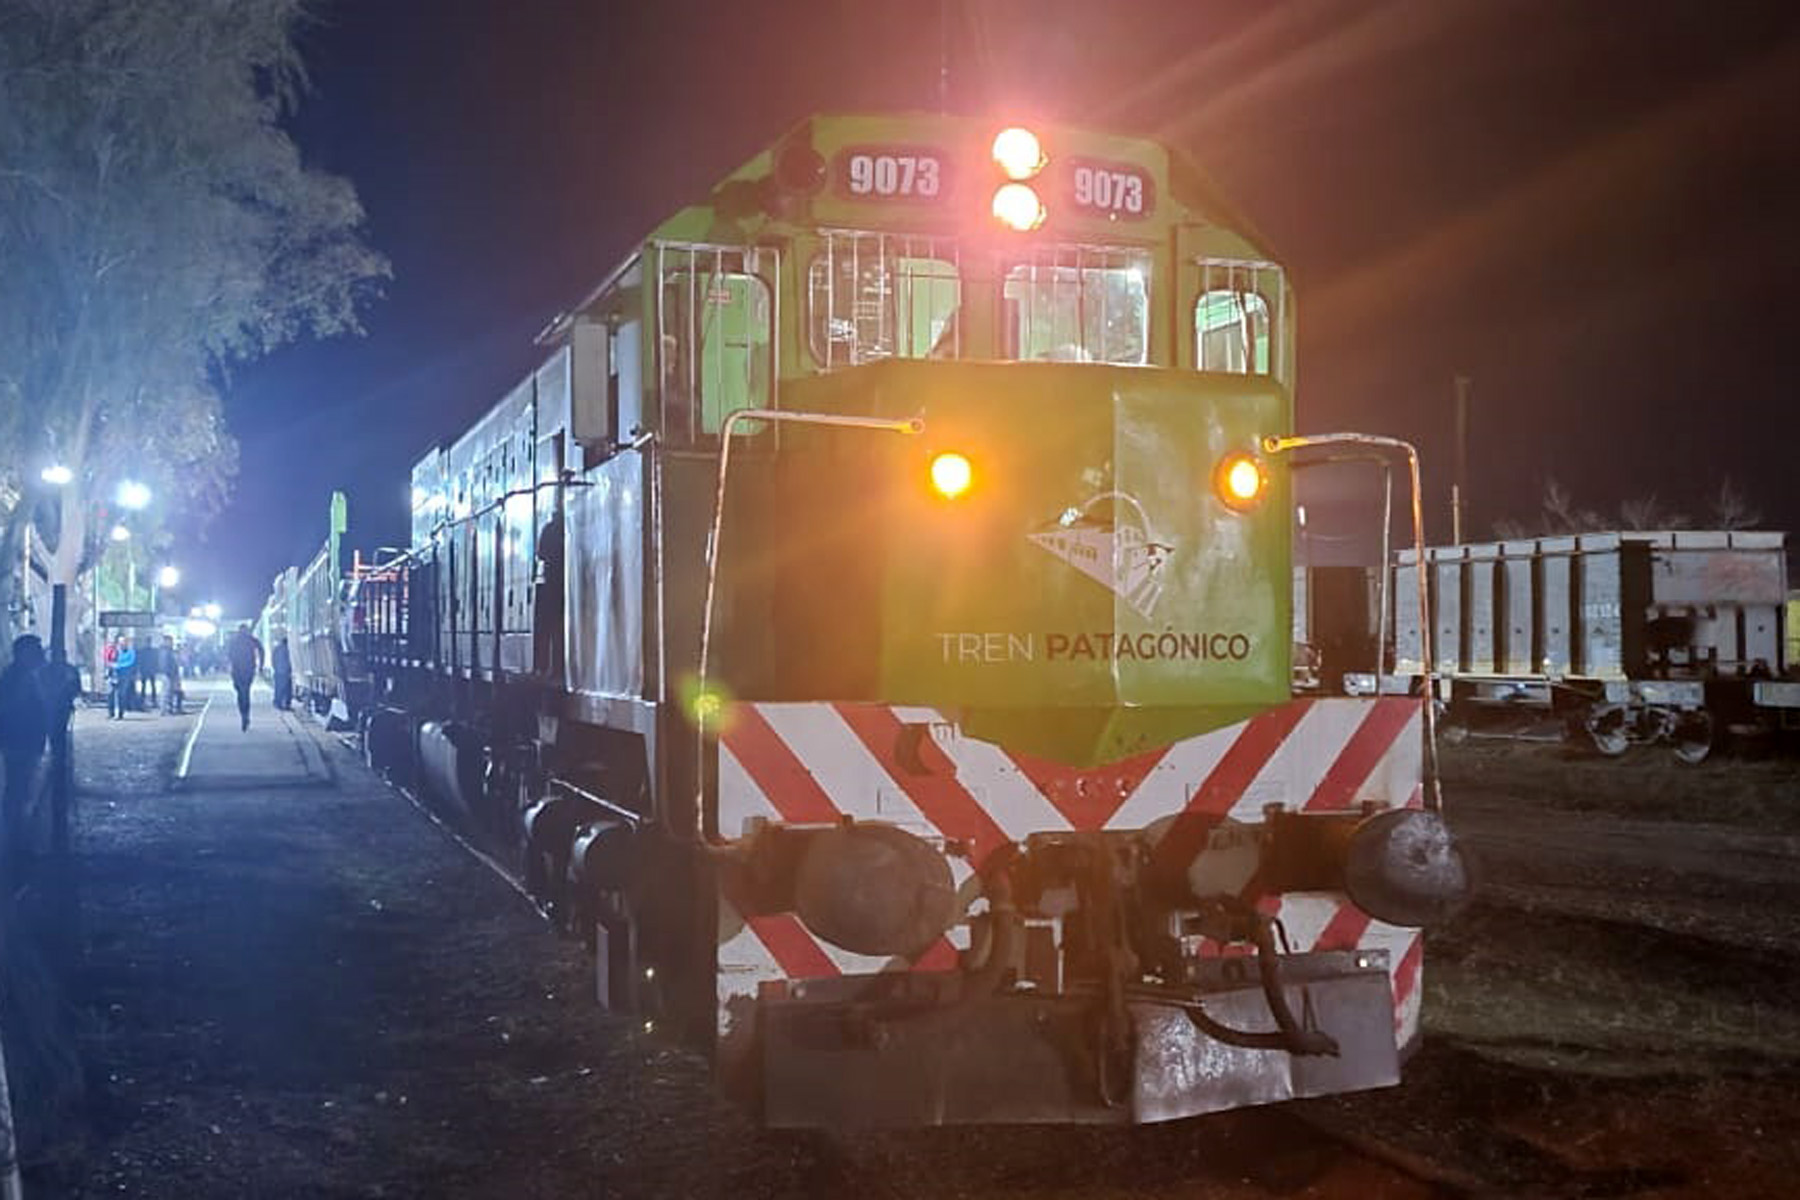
[
  {"x1": 152, "y1": 565, "x2": 180, "y2": 616},
  {"x1": 109, "y1": 524, "x2": 131, "y2": 543},
  {"x1": 116, "y1": 480, "x2": 152, "y2": 510},
  {"x1": 40, "y1": 464, "x2": 72, "y2": 487}
]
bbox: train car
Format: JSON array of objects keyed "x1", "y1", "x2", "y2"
[
  {"x1": 352, "y1": 113, "x2": 1468, "y2": 1127},
  {"x1": 255, "y1": 567, "x2": 292, "y2": 668},
  {"x1": 257, "y1": 492, "x2": 368, "y2": 723},
  {"x1": 288, "y1": 492, "x2": 364, "y2": 722},
  {"x1": 1392, "y1": 531, "x2": 1799, "y2": 759}
]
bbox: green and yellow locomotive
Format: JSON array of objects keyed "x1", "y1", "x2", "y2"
[{"x1": 354, "y1": 113, "x2": 1466, "y2": 1126}]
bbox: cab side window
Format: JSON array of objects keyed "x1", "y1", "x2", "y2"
[
  {"x1": 658, "y1": 249, "x2": 772, "y2": 441},
  {"x1": 1193, "y1": 259, "x2": 1283, "y2": 378},
  {"x1": 1195, "y1": 290, "x2": 1271, "y2": 374}
]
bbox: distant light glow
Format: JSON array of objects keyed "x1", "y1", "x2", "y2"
[
  {"x1": 116, "y1": 480, "x2": 152, "y2": 509},
  {"x1": 183, "y1": 618, "x2": 217, "y2": 638},
  {"x1": 158, "y1": 566, "x2": 181, "y2": 588},
  {"x1": 992, "y1": 183, "x2": 1046, "y2": 231},
  {"x1": 202, "y1": 603, "x2": 222, "y2": 621},
  {"x1": 110, "y1": 524, "x2": 131, "y2": 542},
  {"x1": 991, "y1": 127, "x2": 1045, "y2": 180},
  {"x1": 929, "y1": 452, "x2": 974, "y2": 500},
  {"x1": 40, "y1": 465, "x2": 73, "y2": 486}
]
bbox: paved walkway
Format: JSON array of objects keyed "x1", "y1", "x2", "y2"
[{"x1": 173, "y1": 679, "x2": 332, "y2": 791}]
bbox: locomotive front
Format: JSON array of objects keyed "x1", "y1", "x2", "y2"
[{"x1": 685, "y1": 116, "x2": 1466, "y2": 1125}]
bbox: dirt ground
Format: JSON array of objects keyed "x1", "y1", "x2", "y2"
[{"x1": 7, "y1": 684, "x2": 1799, "y2": 1198}]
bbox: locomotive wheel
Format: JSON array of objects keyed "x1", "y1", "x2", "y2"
[
  {"x1": 1584, "y1": 704, "x2": 1630, "y2": 757},
  {"x1": 1671, "y1": 710, "x2": 1715, "y2": 766}
]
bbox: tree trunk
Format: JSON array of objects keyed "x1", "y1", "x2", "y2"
[{"x1": 45, "y1": 490, "x2": 95, "y2": 693}]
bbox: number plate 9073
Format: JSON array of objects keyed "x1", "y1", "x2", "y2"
[
  {"x1": 837, "y1": 148, "x2": 946, "y2": 200},
  {"x1": 1067, "y1": 159, "x2": 1153, "y2": 219}
]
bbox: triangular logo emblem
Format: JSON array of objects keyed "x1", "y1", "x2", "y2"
[{"x1": 1028, "y1": 493, "x2": 1170, "y2": 618}]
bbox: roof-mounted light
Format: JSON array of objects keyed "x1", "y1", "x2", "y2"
[{"x1": 991, "y1": 126, "x2": 1045, "y2": 181}]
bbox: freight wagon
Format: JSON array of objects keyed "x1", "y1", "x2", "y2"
[{"x1": 1387, "y1": 530, "x2": 1799, "y2": 760}]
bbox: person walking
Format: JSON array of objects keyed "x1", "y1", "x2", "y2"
[
  {"x1": 227, "y1": 624, "x2": 264, "y2": 732},
  {"x1": 162, "y1": 634, "x2": 184, "y2": 715},
  {"x1": 139, "y1": 636, "x2": 160, "y2": 710},
  {"x1": 107, "y1": 632, "x2": 136, "y2": 720},
  {"x1": 0, "y1": 635, "x2": 51, "y2": 866},
  {"x1": 271, "y1": 636, "x2": 294, "y2": 712}
]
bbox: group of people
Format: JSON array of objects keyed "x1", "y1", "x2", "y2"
[
  {"x1": 0, "y1": 634, "x2": 80, "y2": 866},
  {"x1": 103, "y1": 625, "x2": 294, "y2": 731},
  {"x1": 103, "y1": 631, "x2": 189, "y2": 718}
]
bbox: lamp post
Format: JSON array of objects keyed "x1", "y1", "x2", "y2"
[{"x1": 107, "y1": 524, "x2": 134, "y2": 610}]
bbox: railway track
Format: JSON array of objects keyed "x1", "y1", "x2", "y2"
[{"x1": 345, "y1": 725, "x2": 1753, "y2": 1198}]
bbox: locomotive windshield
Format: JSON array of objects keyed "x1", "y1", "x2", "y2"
[
  {"x1": 805, "y1": 233, "x2": 1151, "y2": 369},
  {"x1": 1002, "y1": 245, "x2": 1150, "y2": 364}
]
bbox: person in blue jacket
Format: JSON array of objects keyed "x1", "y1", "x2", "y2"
[{"x1": 107, "y1": 632, "x2": 136, "y2": 720}]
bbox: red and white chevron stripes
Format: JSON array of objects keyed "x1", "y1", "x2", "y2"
[{"x1": 714, "y1": 696, "x2": 1424, "y2": 1044}]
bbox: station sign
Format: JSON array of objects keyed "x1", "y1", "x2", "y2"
[{"x1": 99, "y1": 610, "x2": 159, "y2": 628}]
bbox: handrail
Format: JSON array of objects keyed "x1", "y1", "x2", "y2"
[
  {"x1": 1263, "y1": 432, "x2": 1443, "y2": 813},
  {"x1": 693, "y1": 408, "x2": 923, "y2": 840}
]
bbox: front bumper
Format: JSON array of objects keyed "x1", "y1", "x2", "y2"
[{"x1": 756, "y1": 949, "x2": 1399, "y2": 1127}]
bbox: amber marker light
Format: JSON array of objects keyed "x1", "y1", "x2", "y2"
[
  {"x1": 992, "y1": 183, "x2": 1046, "y2": 231},
  {"x1": 1215, "y1": 452, "x2": 1267, "y2": 511},
  {"x1": 929, "y1": 452, "x2": 974, "y2": 499},
  {"x1": 991, "y1": 126, "x2": 1045, "y2": 180}
]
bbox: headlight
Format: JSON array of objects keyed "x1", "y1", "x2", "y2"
[
  {"x1": 991, "y1": 126, "x2": 1045, "y2": 180},
  {"x1": 929, "y1": 452, "x2": 974, "y2": 499},
  {"x1": 1214, "y1": 452, "x2": 1267, "y2": 511},
  {"x1": 991, "y1": 183, "x2": 1046, "y2": 231}
]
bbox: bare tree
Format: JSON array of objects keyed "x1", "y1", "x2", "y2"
[
  {"x1": 1707, "y1": 477, "x2": 1761, "y2": 530},
  {"x1": 1539, "y1": 478, "x2": 1607, "y2": 533},
  {"x1": 1618, "y1": 494, "x2": 1688, "y2": 531},
  {"x1": 1540, "y1": 478, "x2": 1578, "y2": 532},
  {"x1": 0, "y1": 0, "x2": 389, "y2": 651}
]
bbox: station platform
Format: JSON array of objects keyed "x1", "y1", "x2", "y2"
[{"x1": 174, "y1": 679, "x2": 334, "y2": 791}]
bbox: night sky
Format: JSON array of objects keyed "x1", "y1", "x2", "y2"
[{"x1": 202, "y1": 0, "x2": 1800, "y2": 615}]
